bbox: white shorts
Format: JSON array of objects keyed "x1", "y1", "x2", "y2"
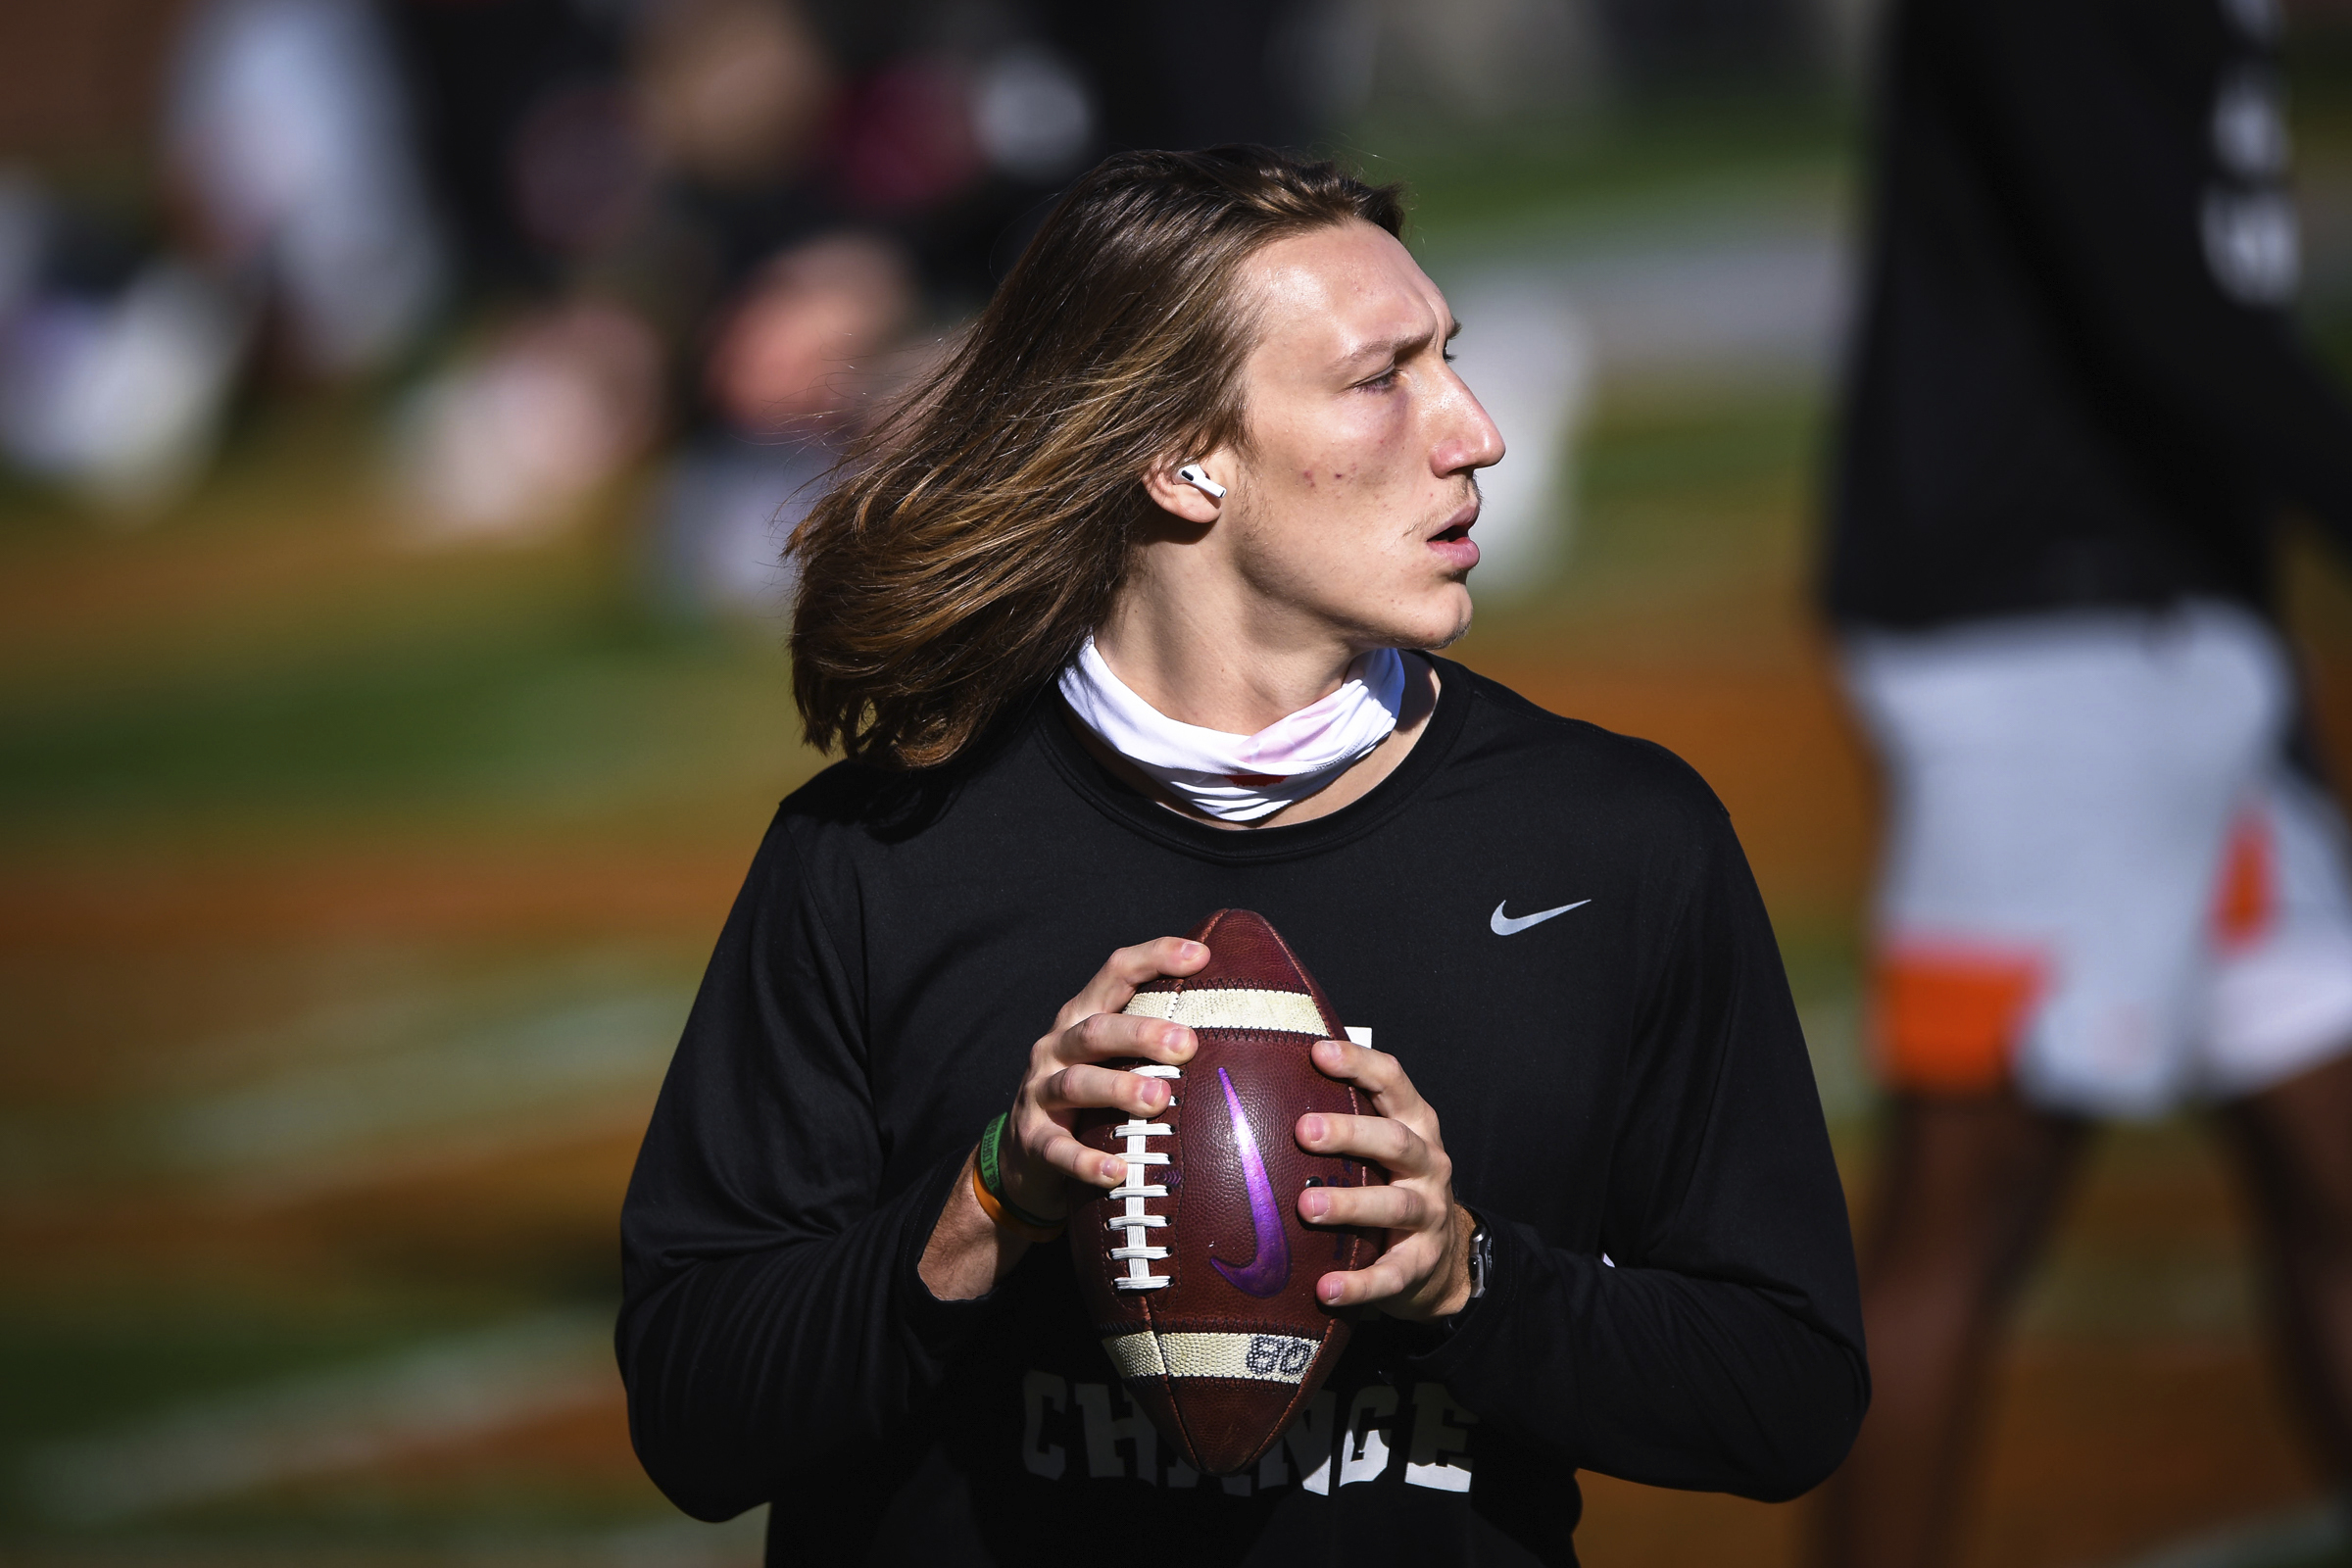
[{"x1": 1843, "y1": 602, "x2": 2352, "y2": 1117}]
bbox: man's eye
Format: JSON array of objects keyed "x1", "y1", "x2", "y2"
[
  {"x1": 1443, "y1": 349, "x2": 1457, "y2": 364},
  {"x1": 1360, "y1": 368, "x2": 1399, "y2": 390}
]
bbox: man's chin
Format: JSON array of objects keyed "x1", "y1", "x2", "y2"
[
  {"x1": 1424, "y1": 605, "x2": 1474, "y2": 652},
  {"x1": 1381, "y1": 588, "x2": 1474, "y2": 653}
]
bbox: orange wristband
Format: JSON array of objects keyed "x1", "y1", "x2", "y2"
[{"x1": 971, "y1": 1155, "x2": 1063, "y2": 1244}]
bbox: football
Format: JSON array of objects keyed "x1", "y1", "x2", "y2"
[{"x1": 1069, "y1": 908, "x2": 1386, "y2": 1476}]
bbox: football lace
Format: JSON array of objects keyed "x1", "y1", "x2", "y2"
[{"x1": 1107, "y1": 1065, "x2": 1181, "y2": 1291}]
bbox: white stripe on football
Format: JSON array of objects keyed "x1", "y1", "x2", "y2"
[
  {"x1": 1121, "y1": 987, "x2": 1328, "y2": 1036},
  {"x1": 1102, "y1": 1330, "x2": 1323, "y2": 1385}
]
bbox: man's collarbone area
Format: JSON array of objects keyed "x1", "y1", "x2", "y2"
[{"x1": 1011, "y1": 1364, "x2": 1479, "y2": 1496}]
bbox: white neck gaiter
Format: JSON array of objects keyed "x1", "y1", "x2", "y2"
[{"x1": 1057, "y1": 636, "x2": 1406, "y2": 822}]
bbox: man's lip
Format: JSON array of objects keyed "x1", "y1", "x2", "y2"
[
  {"x1": 1427, "y1": 495, "x2": 1481, "y2": 570},
  {"x1": 1428, "y1": 533, "x2": 1480, "y2": 571},
  {"x1": 1429, "y1": 499, "x2": 1480, "y2": 540}
]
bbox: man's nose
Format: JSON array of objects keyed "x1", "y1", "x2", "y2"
[{"x1": 1435, "y1": 381, "x2": 1505, "y2": 476}]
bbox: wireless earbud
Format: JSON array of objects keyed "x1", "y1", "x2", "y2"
[{"x1": 1176, "y1": 463, "x2": 1226, "y2": 500}]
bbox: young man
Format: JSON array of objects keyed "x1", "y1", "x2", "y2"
[
  {"x1": 1818, "y1": 2, "x2": 2352, "y2": 1564},
  {"x1": 620, "y1": 146, "x2": 1865, "y2": 1567}
]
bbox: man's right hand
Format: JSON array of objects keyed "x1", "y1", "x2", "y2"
[
  {"x1": 998, "y1": 936, "x2": 1206, "y2": 1220},
  {"x1": 920, "y1": 936, "x2": 1204, "y2": 1298}
]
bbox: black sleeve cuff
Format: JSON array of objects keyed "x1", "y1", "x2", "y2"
[
  {"x1": 890, "y1": 1144, "x2": 1007, "y2": 1367},
  {"x1": 1405, "y1": 1211, "x2": 1552, "y2": 1386}
]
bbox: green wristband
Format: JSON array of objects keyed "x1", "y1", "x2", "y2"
[{"x1": 977, "y1": 1113, "x2": 1062, "y2": 1232}]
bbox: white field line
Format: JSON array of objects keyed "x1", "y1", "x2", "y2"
[
  {"x1": 2108, "y1": 1501, "x2": 2350, "y2": 1568},
  {"x1": 205, "y1": 1097, "x2": 661, "y2": 1206},
  {"x1": 20, "y1": 1311, "x2": 615, "y2": 1523},
  {"x1": 2, "y1": 934, "x2": 696, "y2": 1170},
  {"x1": 164, "y1": 988, "x2": 692, "y2": 1173},
  {"x1": 0, "y1": 980, "x2": 688, "y2": 1200},
  {"x1": 2, "y1": 974, "x2": 696, "y2": 1200}
]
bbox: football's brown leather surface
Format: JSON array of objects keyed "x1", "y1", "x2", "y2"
[{"x1": 1069, "y1": 908, "x2": 1385, "y2": 1476}]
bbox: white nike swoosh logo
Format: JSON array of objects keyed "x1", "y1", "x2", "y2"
[{"x1": 1491, "y1": 900, "x2": 1590, "y2": 935}]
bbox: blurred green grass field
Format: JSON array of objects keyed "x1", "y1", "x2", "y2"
[{"x1": 7, "y1": 83, "x2": 2352, "y2": 1567}]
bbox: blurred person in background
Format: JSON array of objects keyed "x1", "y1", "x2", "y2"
[
  {"x1": 171, "y1": 0, "x2": 447, "y2": 381},
  {"x1": 1816, "y1": 1, "x2": 2352, "y2": 1563},
  {"x1": 0, "y1": 172, "x2": 250, "y2": 517},
  {"x1": 648, "y1": 228, "x2": 914, "y2": 616},
  {"x1": 386, "y1": 0, "x2": 1340, "y2": 574},
  {"x1": 384, "y1": 0, "x2": 810, "y2": 542},
  {"x1": 0, "y1": 0, "x2": 442, "y2": 516},
  {"x1": 2, "y1": 0, "x2": 1355, "y2": 553},
  {"x1": 633, "y1": 0, "x2": 1346, "y2": 614}
]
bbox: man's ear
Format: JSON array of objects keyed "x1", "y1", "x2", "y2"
[{"x1": 1142, "y1": 454, "x2": 1228, "y2": 525}]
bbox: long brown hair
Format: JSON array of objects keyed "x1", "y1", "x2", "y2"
[{"x1": 788, "y1": 146, "x2": 1404, "y2": 769}]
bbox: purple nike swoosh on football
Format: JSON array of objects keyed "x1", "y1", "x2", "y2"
[{"x1": 1209, "y1": 1065, "x2": 1291, "y2": 1298}]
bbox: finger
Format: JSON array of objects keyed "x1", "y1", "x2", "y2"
[
  {"x1": 1032, "y1": 1126, "x2": 1127, "y2": 1189},
  {"x1": 1315, "y1": 1246, "x2": 1435, "y2": 1308},
  {"x1": 1309, "y1": 1038, "x2": 1431, "y2": 1122},
  {"x1": 1297, "y1": 1181, "x2": 1432, "y2": 1232},
  {"x1": 1053, "y1": 1008, "x2": 1196, "y2": 1068},
  {"x1": 1036, "y1": 1062, "x2": 1176, "y2": 1117},
  {"x1": 1296, "y1": 1110, "x2": 1424, "y2": 1172},
  {"x1": 1063, "y1": 937, "x2": 1211, "y2": 1022}
]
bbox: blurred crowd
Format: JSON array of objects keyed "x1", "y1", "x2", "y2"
[
  {"x1": 0, "y1": 0, "x2": 1369, "y2": 613},
  {"x1": 0, "y1": 0, "x2": 1853, "y2": 616}
]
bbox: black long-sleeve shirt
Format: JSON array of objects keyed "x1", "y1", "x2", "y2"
[
  {"x1": 1827, "y1": 0, "x2": 2352, "y2": 628},
  {"x1": 617, "y1": 662, "x2": 1867, "y2": 1566}
]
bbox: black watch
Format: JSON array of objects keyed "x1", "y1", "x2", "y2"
[{"x1": 1446, "y1": 1216, "x2": 1492, "y2": 1330}]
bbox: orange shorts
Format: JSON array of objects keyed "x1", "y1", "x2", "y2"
[
  {"x1": 1848, "y1": 606, "x2": 2352, "y2": 1114},
  {"x1": 1872, "y1": 809, "x2": 2274, "y2": 1095}
]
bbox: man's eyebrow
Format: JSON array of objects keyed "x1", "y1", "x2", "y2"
[{"x1": 1336, "y1": 318, "x2": 1451, "y2": 368}]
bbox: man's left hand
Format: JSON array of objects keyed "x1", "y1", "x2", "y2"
[{"x1": 1294, "y1": 1037, "x2": 1476, "y2": 1321}]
